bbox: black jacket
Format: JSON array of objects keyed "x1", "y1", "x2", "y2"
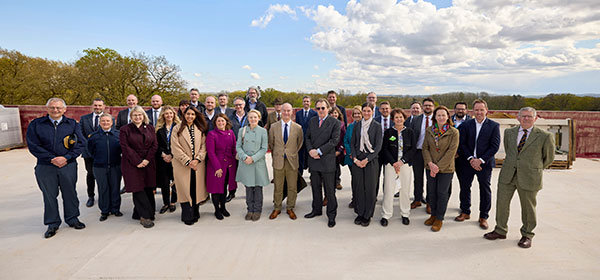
[
  {"x1": 244, "y1": 99, "x2": 268, "y2": 127},
  {"x1": 87, "y1": 129, "x2": 121, "y2": 168},
  {"x1": 381, "y1": 126, "x2": 417, "y2": 166}
]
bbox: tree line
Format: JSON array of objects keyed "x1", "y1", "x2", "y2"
[{"x1": 1, "y1": 47, "x2": 599, "y2": 111}]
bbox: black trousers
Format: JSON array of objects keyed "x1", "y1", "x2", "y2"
[
  {"x1": 212, "y1": 172, "x2": 228, "y2": 211},
  {"x1": 412, "y1": 149, "x2": 426, "y2": 202},
  {"x1": 157, "y1": 163, "x2": 177, "y2": 205},
  {"x1": 352, "y1": 159, "x2": 379, "y2": 219},
  {"x1": 457, "y1": 163, "x2": 492, "y2": 219},
  {"x1": 181, "y1": 170, "x2": 200, "y2": 223},
  {"x1": 93, "y1": 166, "x2": 122, "y2": 214},
  {"x1": 84, "y1": 157, "x2": 95, "y2": 197},
  {"x1": 132, "y1": 187, "x2": 155, "y2": 220},
  {"x1": 310, "y1": 170, "x2": 337, "y2": 220},
  {"x1": 426, "y1": 172, "x2": 453, "y2": 220}
]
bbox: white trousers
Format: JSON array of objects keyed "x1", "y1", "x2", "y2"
[{"x1": 381, "y1": 163, "x2": 412, "y2": 219}]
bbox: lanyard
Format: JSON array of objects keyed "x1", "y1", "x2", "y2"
[{"x1": 167, "y1": 124, "x2": 174, "y2": 144}]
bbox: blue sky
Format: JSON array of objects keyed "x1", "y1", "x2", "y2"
[{"x1": 1, "y1": 0, "x2": 598, "y2": 95}]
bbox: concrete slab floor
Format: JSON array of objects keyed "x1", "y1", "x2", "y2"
[{"x1": 0, "y1": 148, "x2": 598, "y2": 279}]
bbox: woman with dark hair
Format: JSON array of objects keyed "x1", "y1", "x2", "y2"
[
  {"x1": 177, "y1": 99, "x2": 190, "y2": 120},
  {"x1": 422, "y1": 105, "x2": 459, "y2": 232},
  {"x1": 120, "y1": 105, "x2": 158, "y2": 228},
  {"x1": 206, "y1": 113, "x2": 237, "y2": 220},
  {"x1": 380, "y1": 108, "x2": 416, "y2": 226},
  {"x1": 155, "y1": 105, "x2": 180, "y2": 214},
  {"x1": 171, "y1": 106, "x2": 209, "y2": 225},
  {"x1": 350, "y1": 103, "x2": 383, "y2": 227}
]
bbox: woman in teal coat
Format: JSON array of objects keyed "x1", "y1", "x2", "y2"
[{"x1": 236, "y1": 109, "x2": 269, "y2": 221}]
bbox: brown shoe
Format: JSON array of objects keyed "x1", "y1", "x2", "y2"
[
  {"x1": 518, "y1": 236, "x2": 532, "y2": 248},
  {"x1": 323, "y1": 197, "x2": 328, "y2": 206},
  {"x1": 336, "y1": 184, "x2": 343, "y2": 190},
  {"x1": 269, "y1": 210, "x2": 281, "y2": 220},
  {"x1": 426, "y1": 204, "x2": 431, "y2": 214},
  {"x1": 479, "y1": 218, "x2": 489, "y2": 229},
  {"x1": 424, "y1": 215, "x2": 436, "y2": 226},
  {"x1": 431, "y1": 219, "x2": 443, "y2": 232},
  {"x1": 410, "y1": 201, "x2": 422, "y2": 209},
  {"x1": 287, "y1": 209, "x2": 297, "y2": 220},
  {"x1": 454, "y1": 213, "x2": 470, "y2": 222},
  {"x1": 245, "y1": 212, "x2": 253, "y2": 221},
  {"x1": 483, "y1": 231, "x2": 507, "y2": 240}
]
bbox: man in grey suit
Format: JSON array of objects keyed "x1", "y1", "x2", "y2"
[
  {"x1": 80, "y1": 98, "x2": 108, "y2": 207},
  {"x1": 484, "y1": 107, "x2": 555, "y2": 248},
  {"x1": 304, "y1": 98, "x2": 341, "y2": 228},
  {"x1": 116, "y1": 94, "x2": 138, "y2": 130},
  {"x1": 145, "y1": 95, "x2": 163, "y2": 127},
  {"x1": 216, "y1": 93, "x2": 235, "y2": 116}
]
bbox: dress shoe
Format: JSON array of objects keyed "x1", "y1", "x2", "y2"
[
  {"x1": 120, "y1": 187, "x2": 126, "y2": 194},
  {"x1": 424, "y1": 215, "x2": 436, "y2": 226},
  {"x1": 69, "y1": 221, "x2": 86, "y2": 230},
  {"x1": 323, "y1": 197, "x2": 328, "y2": 207},
  {"x1": 44, "y1": 227, "x2": 58, "y2": 239},
  {"x1": 112, "y1": 211, "x2": 123, "y2": 217},
  {"x1": 140, "y1": 218, "x2": 154, "y2": 228},
  {"x1": 518, "y1": 236, "x2": 532, "y2": 248},
  {"x1": 402, "y1": 217, "x2": 410, "y2": 225},
  {"x1": 394, "y1": 192, "x2": 400, "y2": 198},
  {"x1": 354, "y1": 216, "x2": 363, "y2": 225},
  {"x1": 159, "y1": 205, "x2": 169, "y2": 214},
  {"x1": 86, "y1": 197, "x2": 95, "y2": 208},
  {"x1": 245, "y1": 212, "x2": 253, "y2": 221},
  {"x1": 483, "y1": 231, "x2": 507, "y2": 240},
  {"x1": 269, "y1": 210, "x2": 281, "y2": 219},
  {"x1": 336, "y1": 184, "x2": 343, "y2": 190},
  {"x1": 304, "y1": 212, "x2": 322, "y2": 219},
  {"x1": 214, "y1": 210, "x2": 224, "y2": 220},
  {"x1": 454, "y1": 213, "x2": 470, "y2": 222},
  {"x1": 99, "y1": 214, "x2": 109, "y2": 222},
  {"x1": 252, "y1": 212, "x2": 261, "y2": 221},
  {"x1": 168, "y1": 204, "x2": 176, "y2": 212},
  {"x1": 184, "y1": 220, "x2": 195, "y2": 226},
  {"x1": 380, "y1": 218, "x2": 388, "y2": 227},
  {"x1": 410, "y1": 201, "x2": 422, "y2": 209},
  {"x1": 221, "y1": 208, "x2": 230, "y2": 217},
  {"x1": 479, "y1": 218, "x2": 489, "y2": 229},
  {"x1": 328, "y1": 220, "x2": 336, "y2": 228},
  {"x1": 287, "y1": 209, "x2": 297, "y2": 220},
  {"x1": 426, "y1": 204, "x2": 431, "y2": 214},
  {"x1": 431, "y1": 219, "x2": 443, "y2": 232},
  {"x1": 226, "y1": 193, "x2": 236, "y2": 203},
  {"x1": 348, "y1": 201, "x2": 354, "y2": 208},
  {"x1": 361, "y1": 218, "x2": 370, "y2": 227}
]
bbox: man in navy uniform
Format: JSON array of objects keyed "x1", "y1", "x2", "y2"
[{"x1": 27, "y1": 97, "x2": 86, "y2": 238}]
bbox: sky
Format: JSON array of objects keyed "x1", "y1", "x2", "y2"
[{"x1": 1, "y1": 0, "x2": 599, "y2": 95}]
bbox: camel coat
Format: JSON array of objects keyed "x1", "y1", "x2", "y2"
[{"x1": 171, "y1": 124, "x2": 208, "y2": 203}]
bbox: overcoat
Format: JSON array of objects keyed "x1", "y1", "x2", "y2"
[
  {"x1": 422, "y1": 125, "x2": 460, "y2": 174},
  {"x1": 206, "y1": 129, "x2": 238, "y2": 193},
  {"x1": 235, "y1": 125, "x2": 269, "y2": 187},
  {"x1": 171, "y1": 124, "x2": 209, "y2": 203},
  {"x1": 119, "y1": 123, "x2": 157, "y2": 192}
]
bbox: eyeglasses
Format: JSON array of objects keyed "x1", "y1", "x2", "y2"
[
  {"x1": 315, "y1": 107, "x2": 327, "y2": 111},
  {"x1": 48, "y1": 106, "x2": 64, "y2": 111}
]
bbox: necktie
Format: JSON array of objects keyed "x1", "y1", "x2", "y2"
[
  {"x1": 425, "y1": 116, "x2": 430, "y2": 128},
  {"x1": 277, "y1": 113, "x2": 281, "y2": 121},
  {"x1": 304, "y1": 111, "x2": 308, "y2": 119},
  {"x1": 153, "y1": 110, "x2": 158, "y2": 126},
  {"x1": 54, "y1": 120, "x2": 58, "y2": 129},
  {"x1": 319, "y1": 118, "x2": 323, "y2": 127},
  {"x1": 283, "y1": 123, "x2": 288, "y2": 144},
  {"x1": 517, "y1": 129, "x2": 528, "y2": 153},
  {"x1": 93, "y1": 115, "x2": 99, "y2": 131},
  {"x1": 384, "y1": 118, "x2": 388, "y2": 129}
]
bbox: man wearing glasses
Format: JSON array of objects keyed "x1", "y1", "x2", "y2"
[{"x1": 408, "y1": 97, "x2": 436, "y2": 214}]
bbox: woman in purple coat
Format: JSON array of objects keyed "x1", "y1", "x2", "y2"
[
  {"x1": 120, "y1": 106, "x2": 158, "y2": 228},
  {"x1": 206, "y1": 114, "x2": 238, "y2": 220}
]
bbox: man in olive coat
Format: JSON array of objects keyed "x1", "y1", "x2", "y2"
[{"x1": 484, "y1": 107, "x2": 555, "y2": 249}]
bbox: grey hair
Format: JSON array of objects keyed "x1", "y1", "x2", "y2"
[
  {"x1": 99, "y1": 113, "x2": 113, "y2": 121},
  {"x1": 518, "y1": 107, "x2": 537, "y2": 118},
  {"x1": 246, "y1": 86, "x2": 262, "y2": 99},
  {"x1": 233, "y1": 96, "x2": 245, "y2": 103},
  {"x1": 130, "y1": 105, "x2": 149, "y2": 125},
  {"x1": 46, "y1": 98, "x2": 66, "y2": 108}
]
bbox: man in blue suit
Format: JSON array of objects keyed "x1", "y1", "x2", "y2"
[
  {"x1": 80, "y1": 98, "x2": 109, "y2": 207},
  {"x1": 145, "y1": 95, "x2": 163, "y2": 127},
  {"x1": 455, "y1": 99, "x2": 500, "y2": 230},
  {"x1": 295, "y1": 95, "x2": 318, "y2": 174}
]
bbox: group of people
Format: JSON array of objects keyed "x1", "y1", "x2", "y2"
[{"x1": 27, "y1": 89, "x2": 555, "y2": 249}]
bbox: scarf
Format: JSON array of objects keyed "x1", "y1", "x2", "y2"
[
  {"x1": 432, "y1": 122, "x2": 450, "y2": 152},
  {"x1": 360, "y1": 117, "x2": 374, "y2": 153}
]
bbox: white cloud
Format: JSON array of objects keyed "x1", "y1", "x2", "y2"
[
  {"x1": 250, "y1": 73, "x2": 261, "y2": 80},
  {"x1": 300, "y1": 0, "x2": 600, "y2": 94},
  {"x1": 314, "y1": 65, "x2": 319, "y2": 70},
  {"x1": 251, "y1": 4, "x2": 297, "y2": 28},
  {"x1": 242, "y1": 65, "x2": 252, "y2": 70},
  {"x1": 311, "y1": 74, "x2": 320, "y2": 78},
  {"x1": 193, "y1": 73, "x2": 202, "y2": 77}
]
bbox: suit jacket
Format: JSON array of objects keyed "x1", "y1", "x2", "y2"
[
  {"x1": 351, "y1": 119, "x2": 383, "y2": 162},
  {"x1": 305, "y1": 116, "x2": 341, "y2": 173},
  {"x1": 190, "y1": 102, "x2": 205, "y2": 114},
  {"x1": 146, "y1": 108, "x2": 162, "y2": 127},
  {"x1": 116, "y1": 108, "x2": 130, "y2": 130},
  {"x1": 374, "y1": 115, "x2": 395, "y2": 135},
  {"x1": 374, "y1": 106, "x2": 381, "y2": 120},
  {"x1": 381, "y1": 126, "x2": 416, "y2": 166},
  {"x1": 80, "y1": 112, "x2": 114, "y2": 158},
  {"x1": 269, "y1": 120, "x2": 303, "y2": 170},
  {"x1": 204, "y1": 111, "x2": 216, "y2": 132},
  {"x1": 407, "y1": 114, "x2": 424, "y2": 145},
  {"x1": 265, "y1": 111, "x2": 281, "y2": 131},
  {"x1": 498, "y1": 126, "x2": 555, "y2": 191},
  {"x1": 295, "y1": 109, "x2": 317, "y2": 134},
  {"x1": 458, "y1": 118, "x2": 500, "y2": 168},
  {"x1": 216, "y1": 106, "x2": 235, "y2": 116}
]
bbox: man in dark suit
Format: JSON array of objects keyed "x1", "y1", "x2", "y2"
[
  {"x1": 452, "y1": 101, "x2": 471, "y2": 128},
  {"x1": 145, "y1": 95, "x2": 163, "y2": 127},
  {"x1": 455, "y1": 99, "x2": 500, "y2": 230},
  {"x1": 116, "y1": 94, "x2": 138, "y2": 130},
  {"x1": 374, "y1": 101, "x2": 394, "y2": 197},
  {"x1": 295, "y1": 95, "x2": 318, "y2": 174},
  {"x1": 367, "y1": 92, "x2": 380, "y2": 120},
  {"x1": 216, "y1": 93, "x2": 235, "y2": 116},
  {"x1": 189, "y1": 88, "x2": 205, "y2": 113},
  {"x1": 407, "y1": 97, "x2": 435, "y2": 213},
  {"x1": 304, "y1": 98, "x2": 341, "y2": 228},
  {"x1": 484, "y1": 107, "x2": 554, "y2": 249},
  {"x1": 327, "y1": 90, "x2": 347, "y2": 125},
  {"x1": 405, "y1": 101, "x2": 422, "y2": 126},
  {"x1": 80, "y1": 98, "x2": 111, "y2": 208},
  {"x1": 204, "y1": 95, "x2": 217, "y2": 132},
  {"x1": 244, "y1": 86, "x2": 268, "y2": 127}
]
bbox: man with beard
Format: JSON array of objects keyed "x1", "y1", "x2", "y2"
[
  {"x1": 407, "y1": 97, "x2": 435, "y2": 214},
  {"x1": 244, "y1": 86, "x2": 268, "y2": 127},
  {"x1": 452, "y1": 101, "x2": 471, "y2": 128},
  {"x1": 217, "y1": 93, "x2": 235, "y2": 116}
]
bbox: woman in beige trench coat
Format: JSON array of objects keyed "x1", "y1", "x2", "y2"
[{"x1": 171, "y1": 106, "x2": 209, "y2": 225}]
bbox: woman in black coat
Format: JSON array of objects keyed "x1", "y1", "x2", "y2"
[
  {"x1": 155, "y1": 105, "x2": 180, "y2": 214},
  {"x1": 380, "y1": 108, "x2": 416, "y2": 226}
]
